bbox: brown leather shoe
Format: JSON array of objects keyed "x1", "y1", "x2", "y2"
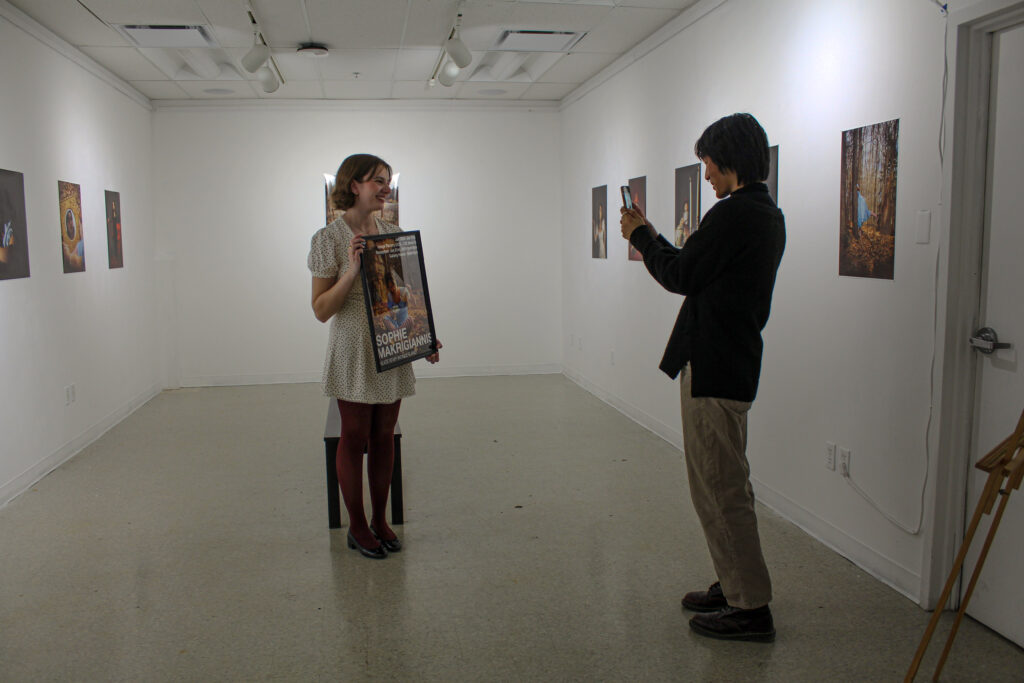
[
  {"x1": 689, "y1": 605, "x2": 775, "y2": 642},
  {"x1": 681, "y1": 581, "x2": 727, "y2": 612}
]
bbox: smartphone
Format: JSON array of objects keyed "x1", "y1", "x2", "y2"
[{"x1": 620, "y1": 185, "x2": 632, "y2": 210}]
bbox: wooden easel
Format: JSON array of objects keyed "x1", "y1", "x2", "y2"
[{"x1": 906, "y1": 408, "x2": 1024, "y2": 682}]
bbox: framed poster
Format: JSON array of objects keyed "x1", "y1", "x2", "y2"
[
  {"x1": 105, "y1": 190, "x2": 123, "y2": 269},
  {"x1": 674, "y1": 164, "x2": 700, "y2": 247},
  {"x1": 323, "y1": 172, "x2": 399, "y2": 226},
  {"x1": 592, "y1": 185, "x2": 607, "y2": 258},
  {"x1": 360, "y1": 230, "x2": 437, "y2": 372},
  {"x1": 627, "y1": 176, "x2": 646, "y2": 261},
  {"x1": 840, "y1": 119, "x2": 899, "y2": 279},
  {"x1": 58, "y1": 181, "x2": 85, "y2": 273},
  {"x1": 0, "y1": 168, "x2": 30, "y2": 281}
]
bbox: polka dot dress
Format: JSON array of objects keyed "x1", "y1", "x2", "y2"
[{"x1": 308, "y1": 215, "x2": 416, "y2": 404}]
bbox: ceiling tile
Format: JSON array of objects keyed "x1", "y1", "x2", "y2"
[
  {"x1": 391, "y1": 81, "x2": 457, "y2": 99},
  {"x1": 260, "y1": 80, "x2": 325, "y2": 99},
  {"x1": 455, "y1": 81, "x2": 531, "y2": 99},
  {"x1": 262, "y1": 51, "x2": 323, "y2": 81},
  {"x1": 175, "y1": 79, "x2": 260, "y2": 98},
  {"x1": 247, "y1": 0, "x2": 307, "y2": 47},
  {"x1": 458, "y1": 1, "x2": 613, "y2": 51},
  {"x1": 521, "y1": 81, "x2": 577, "y2": 100},
  {"x1": 321, "y1": 80, "x2": 394, "y2": 99},
  {"x1": 6, "y1": 0, "x2": 129, "y2": 47},
  {"x1": 619, "y1": 0, "x2": 699, "y2": 8},
  {"x1": 194, "y1": 0, "x2": 257, "y2": 49},
  {"x1": 80, "y1": 0, "x2": 207, "y2": 25},
  {"x1": 573, "y1": 7, "x2": 679, "y2": 54},
  {"x1": 317, "y1": 50, "x2": 398, "y2": 81},
  {"x1": 401, "y1": 0, "x2": 460, "y2": 49},
  {"x1": 535, "y1": 50, "x2": 617, "y2": 83},
  {"x1": 394, "y1": 49, "x2": 444, "y2": 81},
  {"x1": 129, "y1": 80, "x2": 190, "y2": 100},
  {"x1": 306, "y1": 0, "x2": 409, "y2": 50},
  {"x1": 79, "y1": 46, "x2": 169, "y2": 80}
]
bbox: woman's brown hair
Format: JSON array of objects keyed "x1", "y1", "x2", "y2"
[{"x1": 330, "y1": 154, "x2": 393, "y2": 211}]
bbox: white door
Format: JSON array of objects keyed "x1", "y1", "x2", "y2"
[{"x1": 963, "y1": 21, "x2": 1024, "y2": 648}]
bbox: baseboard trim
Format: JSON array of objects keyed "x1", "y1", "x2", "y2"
[
  {"x1": 0, "y1": 383, "x2": 162, "y2": 510},
  {"x1": 751, "y1": 477, "x2": 921, "y2": 601},
  {"x1": 562, "y1": 365, "x2": 922, "y2": 604},
  {"x1": 562, "y1": 367, "x2": 684, "y2": 451}
]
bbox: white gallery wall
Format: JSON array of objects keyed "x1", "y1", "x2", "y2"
[
  {"x1": 560, "y1": 0, "x2": 955, "y2": 603},
  {"x1": 152, "y1": 103, "x2": 562, "y2": 387},
  {"x1": 0, "y1": 11, "x2": 160, "y2": 505}
]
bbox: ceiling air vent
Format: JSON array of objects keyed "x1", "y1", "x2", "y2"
[
  {"x1": 116, "y1": 25, "x2": 218, "y2": 49},
  {"x1": 491, "y1": 30, "x2": 585, "y2": 53}
]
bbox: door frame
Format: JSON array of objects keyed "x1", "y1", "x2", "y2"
[{"x1": 925, "y1": 0, "x2": 1024, "y2": 610}]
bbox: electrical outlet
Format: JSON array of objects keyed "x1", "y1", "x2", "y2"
[
  {"x1": 64, "y1": 386, "x2": 72, "y2": 406},
  {"x1": 825, "y1": 442, "x2": 836, "y2": 471},
  {"x1": 610, "y1": 350, "x2": 615, "y2": 366},
  {"x1": 839, "y1": 448, "x2": 851, "y2": 477}
]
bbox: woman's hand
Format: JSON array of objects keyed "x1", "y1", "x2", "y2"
[
  {"x1": 347, "y1": 234, "x2": 365, "y2": 275},
  {"x1": 620, "y1": 206, "x2": 649, "y2": 240},
  {"x1": 426, "y1": 340, "x2": 443, "y2": 364}
]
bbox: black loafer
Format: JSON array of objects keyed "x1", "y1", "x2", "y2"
[
  {"x1": 682, "y1": 581, "x2": 728, "y2": 612},
  {"x1": 689, "y1": 605, "x2": 775, "y2": 642},
  {"x1": 370, "y1": 525, "x2": 402, "y2": 553},
  {"x1": 347, "y1": 531, "x2": 387, "y2": 559}
]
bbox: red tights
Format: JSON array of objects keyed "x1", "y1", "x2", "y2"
[{"x1": 336, "y1": 398, "x2": 401, "y2": 548}]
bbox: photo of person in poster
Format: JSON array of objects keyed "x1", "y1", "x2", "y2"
[
  {"x1": 592, "y1": 185, "x2": 607, "y2": 258},
  {"x1": 105, "y1": 190, "x2": 123, "y2": 269},
  {"x1": 628, "y1": 176, "x2": 646, "y2": 261},
  {"x1": 839, "y1": 119, "x2": 898, "y2": 279},
  {"x1": 0, "y1": 168, "x2": 30, "y2": 281},
  {"x1": 59, "y1": 181, "x2": 85, "y2": 273},
  {"x1": 674, "y1": 164, "x2": 700, "y2": 247},
  {"x1": 361, "y1": 231, "x2": 436, "y2": 372}
]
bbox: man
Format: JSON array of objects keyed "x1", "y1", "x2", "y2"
[{"x1": 620, "y1": 113, "x2": 786, "y2": 642}]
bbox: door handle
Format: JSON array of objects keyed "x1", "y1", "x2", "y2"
[{"x1": 969, "y1": 326, "x2": 1012, "y2": 354}]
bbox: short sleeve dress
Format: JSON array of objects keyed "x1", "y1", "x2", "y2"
[{"x1": 308, "y1": 215, "x2": 416, "y2": 404}]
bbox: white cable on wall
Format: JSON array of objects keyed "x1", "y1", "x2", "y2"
[{"x1": 842, "y1": 2, "x2": 949, "y2": 535}]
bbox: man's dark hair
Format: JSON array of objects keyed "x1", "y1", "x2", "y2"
[{"x1": 694, "y1": 113, "x2": 770, "y2": 187}]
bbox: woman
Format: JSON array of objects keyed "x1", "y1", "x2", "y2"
[{"x1": 308, "y1": 154, "x2": 440, "y2": 559}]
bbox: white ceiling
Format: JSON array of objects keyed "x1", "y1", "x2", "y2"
[{"x1": 6, "y1": 0, "x2": 699, "y2": 102}]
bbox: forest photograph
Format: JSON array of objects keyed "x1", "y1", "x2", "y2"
[{"x1": 839, "y1": 119, "x2": 899, "y2": 279}]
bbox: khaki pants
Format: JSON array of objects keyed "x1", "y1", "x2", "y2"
[{"x1": 680, "y1": 366, "x2": 772, "y2": 609}]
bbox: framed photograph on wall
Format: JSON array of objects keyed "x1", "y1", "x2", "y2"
[
  {"x1": 0, "y1": 168, "x2": 31, "y2": 281},
  {"x1": 674, "y1": 164, "x2": 700, "y2": 247},
  {"x1": 105, "y1": 190, "x2": 123, "y2": 269},
  {"x1": 627, "y1": 176, "x2": 646, "y2": 261},
  {"x1": 767, "y1": 145, "x2": 779, "y2": 204},
  {"x1": 359, "y1": 230, "x2": 437, "y2": 372},
  {"x1": 839, "y1": 119, "x2": 899, "y2": 279},
  {"x1": 592, "y1": 185, "x2": 607, "y2": 259},
  {"x1": 58, "y1": 181, "x2": 85, "y2": 274}
]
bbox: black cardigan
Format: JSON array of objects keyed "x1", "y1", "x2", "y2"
[{"x1": 629, "y1": 183, "x2": 785, "y2": 401}]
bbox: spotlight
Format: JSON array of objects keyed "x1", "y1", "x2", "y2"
[
  {"x1": 257, "y1": 65, "x2": 279, "y2": 93},
  {"x1": 445, "y1": 31, "x2": 471, "y2": 68},
  {"x1": 438, "y1": 60, "x2": 459, "y2": 87},
  {"x1": 242, "y1": 35, "x2": 270, "y2": 73}
]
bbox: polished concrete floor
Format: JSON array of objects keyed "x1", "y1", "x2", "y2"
[{"x1": 1, "y1": 375, "x2": 1022, "y2": 681}]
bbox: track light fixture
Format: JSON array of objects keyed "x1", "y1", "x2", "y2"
[
  {"x1": 242, "y1": 32, "x2": 270, "y2": 73},
  {"x1": 437, "y1": 60, "x2": 460, "y2": 87},
  {"x1": 256, "y1": 65, "x2": 279, "y2": 93},
  {"x1": 430, "y1": 10, "x2": 472, "y2": 88},
  {"x1": 446, "y1": 30, "x2": 471, "y2": 69}
]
